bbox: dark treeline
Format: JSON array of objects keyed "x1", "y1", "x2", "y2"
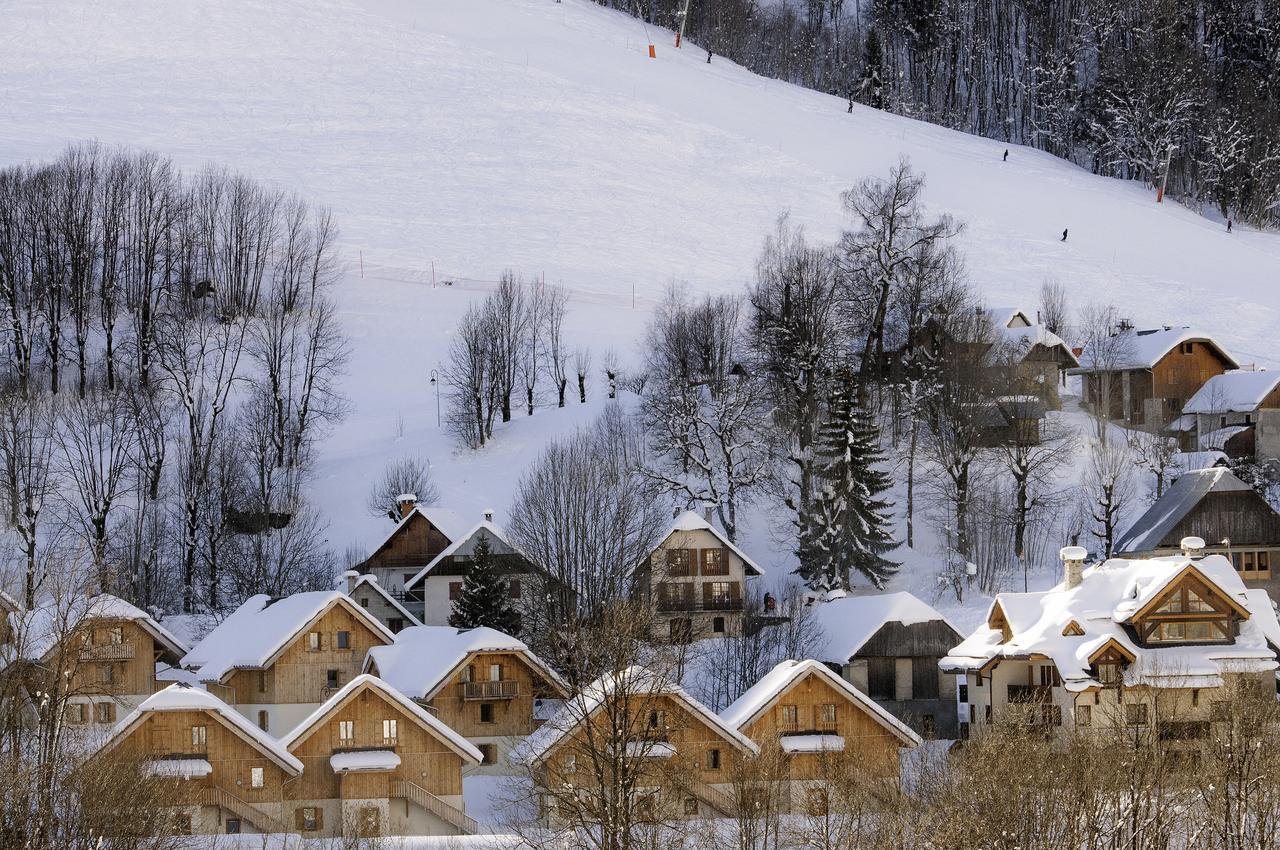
[{"x1": 605, "y1": 0, "x2": 1280, "y2": 227}]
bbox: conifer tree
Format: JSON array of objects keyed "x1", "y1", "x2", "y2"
[
  {"x1": 798, "y1": 371, "x2": 899, "y2": 590},
  {"x1": 858, "y1": 28, "x2": 886, "y2": 110},
  {"x1": 448, "y1": 534, "x2": 521, "y2": 635}
]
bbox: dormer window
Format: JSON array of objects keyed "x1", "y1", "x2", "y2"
[{"x1": 1097, "y1": 663, "x2": 1121, "y2": 686}]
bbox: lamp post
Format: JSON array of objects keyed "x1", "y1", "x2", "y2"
[
  {"x1": 1157, "y1": 144, "x2": 1177, "y2": 203},
  {"x1": 430, "y1": 369, "x2": 440, "y2": 427}
]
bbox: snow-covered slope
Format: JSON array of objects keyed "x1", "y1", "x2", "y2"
[{"x1": 4, "y1": 0, "x2": 1278, "y2": 622}]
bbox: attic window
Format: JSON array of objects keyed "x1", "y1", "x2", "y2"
[
  {"x1": 1062, "y1": 621, "x2": 1084, "y2": 637},
  {"x1": 1181, "y1": 342, "x2": 1194, "y2": 354},
  {"x1": 1097, "y1": 663, "x2": 1121, "y2": 687}
]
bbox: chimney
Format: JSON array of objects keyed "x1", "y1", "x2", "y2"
[
  {"x1": 1180, "y1": 536, "x2": 1205, "y2": 558},
  {"x1": 342, "y1": 569, "x2": 361, "y2": 594},
  {"x1": 483, "y1": 508, "x2": 495, "y2": 523},
  {"x1": 396, "y1": 493, "x2": 417, "y2": 520},
  {"x1": 1059, "y1": 546, "x2": 1088, "y2": 589},
  {"x1": 702, "y1": 503, "x2": 715, "y2": 524}
]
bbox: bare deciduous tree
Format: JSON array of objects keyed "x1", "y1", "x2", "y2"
[{"x1": 365, "y1": 456, "x2": 441, "y2": 521}]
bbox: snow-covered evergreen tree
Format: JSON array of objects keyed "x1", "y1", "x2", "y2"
[
  {"x1": 448, "y1": 534, "x2": 521, "y2": 635},
  {"x1": 858, "y1": 28, "x2": 886, "y2": 110},
  {"x1": 798, "y1": 371, "x2": 898, "y2": 590}
]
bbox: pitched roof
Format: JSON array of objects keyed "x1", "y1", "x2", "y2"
[
  {"x1": 809, "y1": 592, "x2": 959, "y2": 662},
  {"x1": 942, "y1": 553, "x2": 1277, "y2": 691},
  {"x1": 510, "y1": 665, "x2": 758, "y2": 766},
  {"x1": 7, "y1": 593, "x2": 188, "y2": 665},
  {"x1": 364, "y1": 625, "x2": 568, "y2": 700},
  {"x1": 100, "y1": 684, "x2": 302, "y2": 774},
  {"x1": 367, "y1": 505, "x2": 471, "y2": 559},
  {"x1": 1075, "y1": 326, "x2": 1237, "y2": 372},
  {"x1": 1115, "y1": 467, "x2": 1255, "y2": 554},
  {"x1": 182, "y1": 591, "x2": 394, "y2": 683},
  {"x1": 720, "y1": 659, "x2": 920, "y2": 747},
  {"x1": 403, "y1": 520, "x2": 517, "y2": 590},
  {"x1": 659, "y1": 510, "x2": 765, "y2": 577},
  {"x1": 1184, "y1": 370, "x2": 1280, "y2": 414},
  {"x1": 343, "y1": 573, "x2": 422, "y2": 627},
  {"x1": 280, "y1": 674, "x2": 482, "y2": 764}
]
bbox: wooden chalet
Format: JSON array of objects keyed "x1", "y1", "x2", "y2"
[
  {"x1": 353, "y1": 496, "x2": 470, "y2": 613},
  {"x1": 1177, "y1": 369, "x2": 1280, "y2": 460},
  {"x1": 181, "y1": 591, "x2": 395, "y2": 735},
  {"x1": 365, "y1": 625, "x2": 569, "y2": 771},
  {"x1": 342, "y1": 571, "x2": 421, "y2": 634}
]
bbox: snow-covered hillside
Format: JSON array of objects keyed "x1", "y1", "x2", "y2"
[{"x1": 4, "y1": 0, "x2": 1278, "y2": 626}]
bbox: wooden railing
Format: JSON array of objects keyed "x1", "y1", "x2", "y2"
[
  {"x1": 687, "y1": 779, "x2": 735, "y2": 817},
  {"x1": 460, "y1": 680, "x2": 519, "y2": 700},
  {"x1": 390, "y1": 779, "x2": 478, "y2": 834},
  {"x1": 80, "y1": 642, "x2": 135, "y2": 661},
  {"x1": 199, "y1": 787, "x2": 290, "y2": 834}
]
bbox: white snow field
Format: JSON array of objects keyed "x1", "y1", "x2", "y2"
[{"x1": 4, "y1": 0, "x2": 1279, "y2": 625}]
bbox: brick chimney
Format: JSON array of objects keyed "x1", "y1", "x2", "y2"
[
  {"x1": 342, "y1": 569, "x2": 361, "y2": 594},
  {"x1": 396, "y1": 493, "x2": 417, "y2": 521},
  {"x1": 1180, "y1": 536, "x2": 1205, "y2": 558},
  {"x1": 1059, "y1": 545, "x2": 1088, "y2": 589}
]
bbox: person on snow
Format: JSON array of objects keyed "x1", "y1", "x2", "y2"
[
  {"x1": 1227, "y1": 219, "x2": 1233, "y2": 233},
  {"x1": 1061, "y1": 228, "x2": 1068, "y2": 242},
  {"x1": 1003, "y1": 149, "x2": 1009, "y2": 161}
]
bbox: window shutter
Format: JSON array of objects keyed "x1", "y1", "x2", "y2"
[
  {"x1": 295, "y1": 808, "x2": 305, "y2": 829},
  {"x1": 107, "y1": 702, "x2": 117, "y2": 722}
]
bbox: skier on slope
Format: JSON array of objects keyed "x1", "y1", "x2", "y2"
[
  {"x1": 1003, "y1": 149, "x2": 1009, "y2": 161},
  {"x1": 1061, "y1": 228, "x2": 1068, "y2": 242}
]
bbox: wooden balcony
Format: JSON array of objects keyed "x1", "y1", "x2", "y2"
[
  {"x1": 460, "y1": 680, "x2": 519, "y2": 701},
  {"x1": 657, "y1": 596, "x2": 743, "y2": 614},
  {"x1": 80, "y1": 642, "x2": 135, "y2": 661}
]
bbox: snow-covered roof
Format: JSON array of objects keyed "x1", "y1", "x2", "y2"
[
  {"x1": 780, "y1": 734, "x2": 845, "y2": 754},
  {"x1": 1184, "y1": 370, "x2": 1280, "y2": 414},
  {"x1": 809, "y1": 592, "x2": 959, "y2": 662},
  {"x1": 146, "y1": 758, "x2": 213, "y2": 779},
  {"x1": 366, "y1": 505, "x2": 472, "y2": 563},
  {"x1": 6, "y1": 593, "x2": 188, "y2": 665},
  {"x1": 364, "y1": 625, "x2": 568, "y2": 701},
  {"x1": 1075, "y1": 326, "x2": 1237, "y2": 372},
  {"x1": 1198, "y1": 424, "x2": 1252, "y2": 450},
  {"x1": 510, "y1": 664, "x2": 758, "y2": 766},
  {"x1": 281, "y1": 673, "x2": 482, "y2": 764},
  {"x1": 344, "y1": 573, "x2": 422, "y2": 627},
  {"x1": 181, "y1": 591, "x2": 394, "y2": 683},
  {"x1": 941, "y1": 553, "x2": 1277, "y2": 691},
  {"x1": 720, "y1": 659, "x2": 920, "y2": 747},
  {"x1": 984, "y1": 306, "x2": 1033, "y2": 328},
  {"x1": 998, "y1": 324, "x2": 1079, "y2": 368},
  {"x1": 1170, "y1": 451, "x2": 1228, "y2": 475},
  {"x1": 658, "y1": 510, "x2": 765, "y2": 577},
  {"x1": 1116, "y1": 468, "x2": 1254, "y2": 554},
  {"x1": 101, "y1": 684, "x2": 303, "y2": 774},
  {"x1": 331, "y1": 749, "x2": 401, "y2": 773},
  {"x1": 403, "y1": 520, "x2": 518, "y2": 590}
]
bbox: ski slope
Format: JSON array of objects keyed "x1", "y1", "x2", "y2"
[{"x1": 3, "y1": 0, "x2": 1278, "y2": 621}]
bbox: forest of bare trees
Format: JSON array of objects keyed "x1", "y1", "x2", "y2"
[
  {"x1": 600, "y1": 0, "x2": 1280, "y2": 228},
  {"x1": 0, "y1": 144, "x2": 348, "y2": 614}
]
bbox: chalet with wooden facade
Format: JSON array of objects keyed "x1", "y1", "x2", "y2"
[
  {"x1": 942, "y1": 543, "x2": 1280, "y2": 741},
  {"x1": 2, "y1": 594, "x2": 188, "y2": 726},
  {"x1": 279, "y1": 674, "x2": 482, "y2": 838},
  {"x1": 1176, "y1": 369, "x2": 1280, "y2": 460},
  {"x1": 341, "y1": 571, "x2": 421, "y2": 634},
  {"x1": 809, "y1": 592, "x2": 964, "y2": 738},
  {"x1": 93, "y1": 683, "x2": 304, "y2": 836},
  {"x1": 635, "y1": 510, "x2": 765, "y2": 643},
  {"x1": 1073, "y1": 325, "x2": 1237, "y2": 429},
  {"x1": 1116, "y1": 468, "x2": 1280, "y2": 597},
  {"x1": 364, "y1": 625, "x2": 569, "y2": 771},
  {"x1": 510, "y1": 665, "x2": 759, "y2": 822},
  {"x1": 181, "y1": 591, "x2": 395, "y2": 735},
  {"x1": 401, "y1": 513, "x2": 551, "y2": 630},
  {"x1": 720, "y1": 659, "x2": 919, "y2": 811},
  {"x1": 353, "y1": 497, "x2": 470, "y2": 614},
  {"x1": 986, "y1": 307, "x2": 1079, "y2": 409}
]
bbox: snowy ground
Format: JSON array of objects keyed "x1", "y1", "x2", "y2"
[{"x1": 4, "y1": 0, "x2": 1277, "y2": 630}]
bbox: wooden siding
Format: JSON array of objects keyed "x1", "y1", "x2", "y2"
[
  {"x1": 1151, "y1": 342, "x2": 1232, "y2": 415},
  {"x1": 854, "y1": 620, "x2": 963, "y2": 661},
  {"x1": 225, "y1": 603, "x2": 391, "y2": 705},
  {"x1": 60, "y1": 619, "x2": 159, "y2": 699},
  {"x1": 424, "y1": 651, "x2": 557, "y2": 739},
  {"x1": 739, "y1": 671, "x2": 902, "y2": 780},
  {"x1": 1154, "y1": 490, "x2": 1280, "y2": 549},
  {"x1": 359, "y1": 513, "x2": 453, "y2": 572},
  {"x1": 288, "y1": 685, "x2": 467, "y2": 803}
]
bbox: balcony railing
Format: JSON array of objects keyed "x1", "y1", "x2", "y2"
[
  {"x1": 1007, "y1": 684, "x2": 1054, "y2": 704},
  {"x1": 80, "y1": 642, "x2": 136, "y2": 661},
  {"x1": 460, "y1": 680, "x2": 519, "y2": 701},
  {"x1": 657, "y1": 596, "x2": 743, "y2": 613}
]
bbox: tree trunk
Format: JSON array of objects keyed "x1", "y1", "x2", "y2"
[{"x1": 578, "y1": 374, "x2": 587, "y2": 404}]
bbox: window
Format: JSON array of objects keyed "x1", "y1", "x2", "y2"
[
  {"x1": 712, "y1": 616, "x2": 725, "y2": 633},
  {"x1": 1149, "y1": 620, "x2": 1227, "y2": 643},
  {"x1": 806, "y1": 788, "x2": 829, "y2": 817},
  {"x1": 250, "y1": 767, "x2": 264, "y2": 789},
  {"x1": 336, "y1": 631, "x2": 350, "y2": 650},
  {"x1": 449, "y1": 582, "x2": 463, "y2": 601},
  {"x1": 669, "y1": 618, "x2": 693, "y2": 644},
  {"x1": 701, "y1": 548, "x2": 728, "y2": 576},
  {"x1": 225, "y1": 818, "x2": 241, "y2": 835},
  {"x1": 684, "y1": 797, "x2": 699, "y2": 815},
  {"x1": 1038, "y1": 665, "x2": 1062, "y2": 687},
  {"x1": 95, "y1": 702, "x2": 115, "y2": 723},
  {"x1": 257, "y1": 711, "x2": 269, "y2": 731},
  {"x1": 707, "y1": 748, "x2": 721, "y2": 770},
  {"x1": 489, "y1": 663, "x2": 503, "y2": 682},
  {"x1": 958, "y1": 683, "x2": 969, "y2": 703},
  {"x1": 191, "y1": 725, "x2": 207, "y2": 750},
  {"x1": 461, "y1": 664, "x2": 474, "y2": 683},
  {"x1": 307, "y1": 631, "x2": 320, "y2": 651},
  {"x1": 1076, "y1": 704, "x2": 1092, "y2": 726},
  {"x1": 299, "y1": 807, "x2": 320, "y2": 831},
  {"x1": 479, "y1": 744, "x2": 497, "y2": 764},
  {"x1": 338, "y1": 720, "x2": 354, "y2": 743},
  {"x1": 563, "y1": 753, "x2": 576, "y2": 774},
  {"x1": 649, "y1": 710, "x2": 668, "y2": 731},
  {"x1": 383, "y1": 719, "x2": 398, "y2": 742},
  {"x1": 359, "y1": 597, "x2": 369, "y2": 608},
  {"x1": 508, "y1": 579, "x2": 522, "y2": 599},
  {"x1": 666, "y1": 548, "x2": 693, "y2": 576},
  {"x1": 707, "y1": 581, "x2": 732, "y2": 607},
  {"x1": 922, "y1": 714, "x2": 936, "y2": 738},
  {"x1": 389, "y1": 617, "x2": 404, "y2": 633},
  {"x1": 258, "y1": 670, "x2": 267, "y2": 693},
  {"x1": 101, "y1": 663, "x2": 114, "y2": 684},
  {"x1": 984, "y1": 705, "x2": 992, "y2": 723},
  {"x1": 480, "y1": 702, "x2": 495, "y2": 724},
  {"x1": 327, "y1": 669, "x2": 340, "y2": 689},
  {"x1": 1097, "y1": 663, "x2": 1121, "y2": 686},
  {"x1": 779, "y1": 704, "x2": 798, "y2": 727},
  {"x1": 108, "y1": 626, "x2": 123, "y2": 644},
  {"x1": 868, "y1": 657, "x2": 896, "y2": 700},
  {"x1": 1126, "y1": 703, "x2": 1149, "y2": 726},
  {"x1": 1181, "y1": 342, "x2": 1194, "y2": 354},
  {"x1": 819, "y1": 703, "x2": 837, "y2": 725},
  {"x1": 67, "y1": 702, "x2": 86, "y2": 724}
]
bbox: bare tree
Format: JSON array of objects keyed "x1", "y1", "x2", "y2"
[
  {"x1": 1082, "y1": 433, "x2": 1137, "y2": 557},
  {"x1": 444, "y1": 302, "x2": 493, "y2": 448},
  {"x1": 365, "y1": 456, "x2": 441, "y2": 521},
  {"x1": 487, "y1": 270, "x2": 528, "y2": 423},
  {"x1": 1127, "y1": 429, "x2": 1179, "y2": 499},
  {"x1": 602, "y1": 347, "x2": 619, "y2": 400},
  {"x1": 521, "y1": 277, "x2": 550, "y2": 416},
  {"x1": 575, "y1": 347, "x2": 592, "y2": 404},
  {"x1": 0, "y1": 390, "x2": 59, "y2": 606},
  {"x1": 543, "y1": 284, "x2": 571, "y2": 408},
  {"x1": 1076, "y1": 302, "x2": 1136, "y2": 436},
  {"x1": 1038, "y1": 277, "x2": 1069, "y2": 337}
]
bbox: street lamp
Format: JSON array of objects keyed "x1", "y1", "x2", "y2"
[{"x1": 429, "y1": 369, "x2": 440, "y2": 427}]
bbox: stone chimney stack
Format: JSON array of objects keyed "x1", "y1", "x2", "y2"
[
  {"x1": 1060, "y1": 545, "x2": 1088, "y2": 589},
  {"x1": 396, "y1": 493, "x2": 417, "y2": 521},
  {"x1": 484, "y1": 508, "x2": 495, "y2": 523},
  {"x1": 1180, "y1": 536, "x2": 1206, "y2": 558}
]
